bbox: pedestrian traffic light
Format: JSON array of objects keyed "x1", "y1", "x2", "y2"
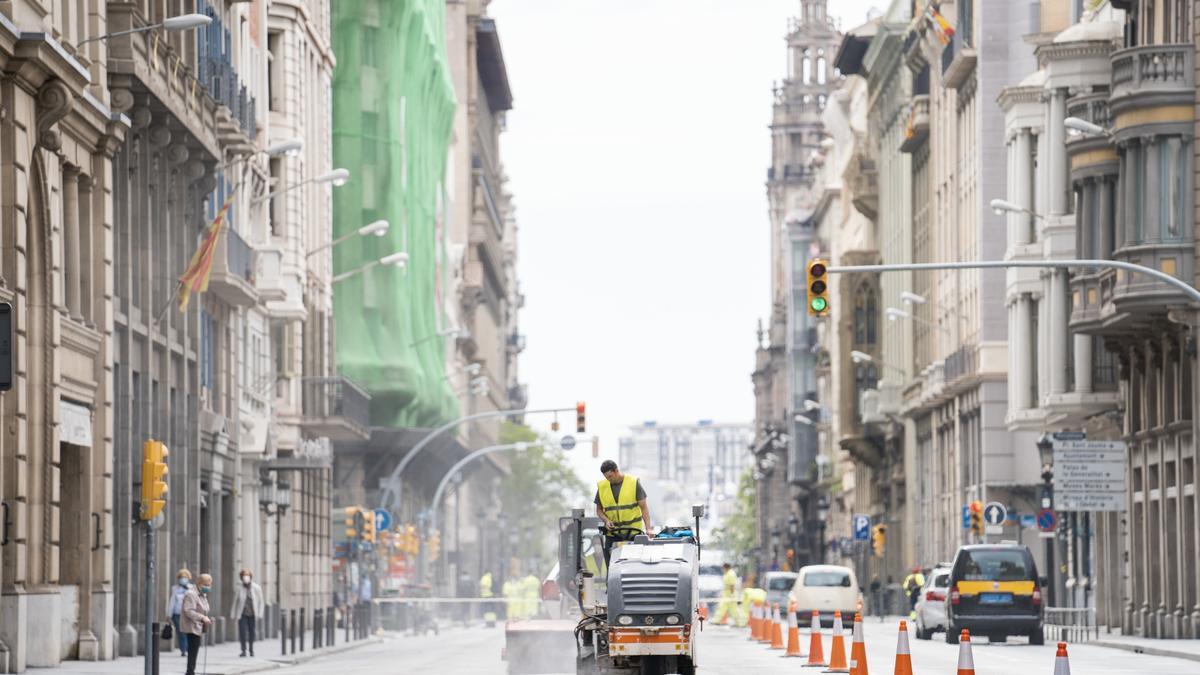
[
  {"x1": 871, "y1": 524, "x2": 887, "y2": 558},
  {"x1": 969, "y1": 500, "x2": 984, "y2": 536},
  {"x1": 362, "y1": 509, "x2": 376, "y2": 543},
  {"x1": 576, "y1": 402, "x2": 586, "y2": 433},
  {"x1": 344, "y1": 506, "x2": 363, "y2": 539},
  {"x1": 140, "y1": 439, "x2": 169, "y2": 520},
  {"x1": 807, "y1": 258, "x2": 830, "y2": 316}
]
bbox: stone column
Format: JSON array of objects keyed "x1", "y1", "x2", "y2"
[
  {"x1": 77, "y1": 173, "x2": 94, "y2": 327},
  {"x1": 1013, "y1": 295, "x2": 1032, "y2": 409},
  {"x1": 1074, "y1": 334, "x2": 1093, "y2": 394},
  {"x1": 1050, "y1": 271, "x2": 1069, "y2": 394},
  {"x1": 1014, "y1": 128, "x2": 1034, "y2": 244},
  {"x1": 64, "y1": 165, "x2": 83, "y2": 320},
  {"x1": 1099, "y1": 177, "x2": 1115, "y2": 257},
  {"x1": 1047, "y1": 89, "x2": 1068, "y2": 216}
]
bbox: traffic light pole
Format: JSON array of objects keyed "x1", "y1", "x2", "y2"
[{"x1": 143, "y1": 521, "x2": 155, "y2": 675}]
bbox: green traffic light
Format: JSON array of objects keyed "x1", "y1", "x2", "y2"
[{"x1": 811, "y1": 297, "x2": 827, "y2": 312}]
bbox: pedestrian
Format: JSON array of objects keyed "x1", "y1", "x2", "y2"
[
  {"x1": 714, "y1": 563, "x2": 738, "y2": 625},
  {"x1": 230, "y1": 569, "x2": 264, "y2": 657},
  {"x1": 902, "y1": 566, "x2": 925, "y2": 622},
  {"x1": 167, "y1": 569, "x2": 192, "y2": 657},
  {"x1": 869, "y1": 575, "x2": 882, "y2": 621},
  {"x1": 181, "y1": 573, "x2": 214, "y2": 675}
]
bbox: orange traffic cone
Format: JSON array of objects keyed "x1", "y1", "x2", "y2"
[
  {"x1": 1053, "y1": 642, "x2": 1071, "y2": 675},
  {"x1": 759, "y1": 602, "x2": 774, "y2": 644},
  {"x1": 823, "y1": 611, "x2": 850, "y2": 673},
  {"x1": 770, "y1": 603, "x2": 785, "y2": 650},
  {"x1": 893, "y1": 621, "x2": 913, "y2": 675},
  {"x1": 749, "y1": 602, "x2": 761, "y2": 641},
  {"x1": 784, "y1": 600, "x2": 803, "y2": 657},
  {"x1": 849, "y1": 612, "x2": 868, "y2": 675},
  {"x1": 699, "y1": 603, "x2": 709, "y2": 621},
  {"x1": 956, "y1": 629, "x2": 975, "y2": 675},
  {"x1": 803, "y1": 610, "x2": 827, "y2": 668}
]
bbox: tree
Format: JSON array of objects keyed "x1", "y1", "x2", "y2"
[
  {"x1": 714, "y1": 467, "x2": 757, "y2": 576},
  {"x1": 498, "y1": 422, "x2": 588, "y2": 575}
]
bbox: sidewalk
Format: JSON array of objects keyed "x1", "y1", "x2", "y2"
[
  {"x1": 34, "y1": 628, "x2": 385, "y2": 675},
  {"x1": 1091, "y1": 633, "x2": 1200, "y2": 664}
]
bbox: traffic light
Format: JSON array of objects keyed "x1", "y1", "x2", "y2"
[
  {"x1": 344, "y1": 506, "x2": 363, "y2": 539},
  {"x1": 871, "y1": 524, "x2": 887, "y2": 558},
  {"x1": 428, "y1": 529, "x2": 441, "y2": 560},
  {"x1": 576, "y1": 402, "x2": 586, "y2": 433},
  {"x1": 969, "y1": 500, "x2": 984, "y2": 536},
  {"x1": 362, "y1": 509, "x2": 376, "y2": 543},
  {"x1": 140, "y1": 440, "x2": 169, "y2": 520},
  {"x1": 405, "y1": 524, "x2": 419, "y2": 555},
  {"x1": 807, "y1": 258, "x2": 830, "y2": 316}
]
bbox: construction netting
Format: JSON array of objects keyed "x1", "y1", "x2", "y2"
[{"x1": 332, "y1": 0, "x2": 459, "y2": 427}]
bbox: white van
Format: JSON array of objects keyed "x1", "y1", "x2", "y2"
[{"x1": 790, "y1": 565, "x2": 861, "y2": 627}]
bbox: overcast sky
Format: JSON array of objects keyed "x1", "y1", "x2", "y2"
[{"x1": 489, "y1": 0, "x2": 880, "y2": 485}]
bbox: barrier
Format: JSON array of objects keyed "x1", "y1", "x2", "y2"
[{"x1": 1044, "y1": 607, "x2": 1097, "y2": 644}]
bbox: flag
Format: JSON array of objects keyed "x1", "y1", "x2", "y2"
[
  {"x1": 177, "y1": 193, "x2": 235, "y2": 312},
  {"x1": 928, "y1": 3, "x2": 956, "y2": 45}
]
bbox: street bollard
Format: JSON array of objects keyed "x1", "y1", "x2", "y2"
[
  {"x1": 151, "y1": 622, "x2": 160, "y2": 675},
  {"x1": 328, "y1": 606, "x2": 335, "y2": 646},
  {"x1": 280, "y1": 610, "x2": 287, "y2": 655},
  {"x1": 344, "y1": 604, "x2": 351, "y2": 643},
  {"x1": 290, "y1": 609, "x2": 297, "y2": 654},
  {"x1": 300, "y1": 607, "x2": 306, "y2": 652},
  {"x1": 315, "y1": 608, "x2": 323, "y2": 649}
]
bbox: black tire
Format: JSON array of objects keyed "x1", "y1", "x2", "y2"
[
  {"x1": 677, "y1": 657, "x2": 696, "y2": 675},
  {"x1": 914, "y1": 620, "x2": 931, "y2": 641},
  {"x1": 945, "y1": 626, "x2": 959, "y2": 644},
  {"x1": 1029, "y1": 628, "x2": 1045, "y2": 646}
]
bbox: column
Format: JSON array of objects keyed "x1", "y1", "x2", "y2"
[
  {"x1": 1014, "y1": 128, "x2": 1034, "y2": 244},
  {"x1": 1074, "y1": 334, "x2": 1093, "y2": 394},
  {"x1": 63, "y1": 165, "x2": 82, "y2": 320},
  {"x1": 1048, "y1": 89, "x2": 1068, "y2": 216},
  {"x1": 1099, "y1": 177, "x2": 1115, "y2": 257},
  {"x1": 1013, "y1": 295, "x2": 1032, "y2": 409},
  {"x1": 78, "y1": 173, "x2": 94, "y2": 326},
  {"x1": 1050, "y1": 271, "x2": 1069, "y2": 394},
  {"x1": 1123, "y1": 143, "x2": 1138, "y2": 246}
]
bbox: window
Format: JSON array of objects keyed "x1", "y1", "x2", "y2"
[
  {"x1": 269, "y1": 157, "x2": 282, "y2": 236},
  {"x1": 767, "y1": 575, "x2": 796, "y2": 591},
  {"x1": 957, "y1": 549, "x2": 1031, "y2": 582},
  {"x1": 200, "y1": 309, "x2": 216, "y2": 390},
  {"x1": 267, "y1": 32, "x2": 282, "y2": 112},
  {"x1": 853, "y1": 283, "x2": 878, "y2": 346},
  {"x1": 804, "y1": 570, "x2": 851, "y2": 587}
]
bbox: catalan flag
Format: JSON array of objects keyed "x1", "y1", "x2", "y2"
[
  {"x1": 177, "y1": 193, "x2": 235, "y2": 312},
  {"x1": 928, "y1": 3, "x2": 956, "y2": 45}
]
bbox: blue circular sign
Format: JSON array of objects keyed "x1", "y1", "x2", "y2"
[
  {"x1": 1036, "y1": 508, "x2": 1056, "y2": 532},
  {"x1": 374, "y1": 508, "x2": 392, "y2": 532}
]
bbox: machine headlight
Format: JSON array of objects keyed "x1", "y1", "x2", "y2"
[
  {"x1": 666, "y1": 614, "x2": 680, "y2": 625},
  {"x1": 618, "y1": 615, "x2": 633, "y2": 626}
]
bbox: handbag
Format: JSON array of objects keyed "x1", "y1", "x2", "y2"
[{"x1": 160, "y1": 622, "x2": 173, "y2": 640}]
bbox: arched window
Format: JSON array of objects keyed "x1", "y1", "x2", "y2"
[
  {"x1": 853, "y1": 283, "x2": 878, "y2": 347},
  {"x1": 802, "y1": 48, "x2": 813, "y2": 84},
  {"x1": 817, "y1": 57, "x2": 827, "y2": 84}
]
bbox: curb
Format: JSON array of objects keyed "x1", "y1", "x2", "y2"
[
  {"x1": 1090, "y1": 639, "x2": 1200, "y2": 664},
  {"x1": 215, "y1": 636, "x2": 387, "y2": 675}
]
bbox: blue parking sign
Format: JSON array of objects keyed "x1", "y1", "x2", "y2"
[
  {"x1": 853, "y1": 514, "x2": 871, "y2": 541},
  {"x1": 962, "y1": 506, "x2": 970, "y2": 529}
]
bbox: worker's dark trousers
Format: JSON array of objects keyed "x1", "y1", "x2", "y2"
[{"x1": 603, "y1": 533, "x2": 637, "y2": 566}]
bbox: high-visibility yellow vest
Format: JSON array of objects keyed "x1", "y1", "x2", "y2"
[
  {"x1": 480, "y1": 572, "x2": 493, "y2": 598},
  {"x1": 722, "y1": 569, "x2": 737, "y2": 597},
  {"x1": 597, "y1": 476, "x2": 644, "y2": 532}
]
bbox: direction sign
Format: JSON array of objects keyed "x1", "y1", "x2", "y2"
[
  {"x1": 374, "y1": 508, "x2": 392, "y2": 532},
  {"x1": 961, "y1": 506, "x2": 970, "y2": 530},
  {"x1": 1037, "y1": 508, "x2": 1056, "y2": 532},
  {"x1": 560, "y1": 435, "x2": 577, "y2": 451},
  {"x1": 852, "y1": 514, "x2": 871, "y2": 541},
  {"x1": 1053, "y1": 439, "x2": 1127, "y2": 511},
  {"x1": 983, "y1": 502, "x2": 1007, "y2": 526}
]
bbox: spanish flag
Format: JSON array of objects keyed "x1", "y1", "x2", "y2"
[{"x1": 177, "y1": 193, "x2": 236, "y2": 312}]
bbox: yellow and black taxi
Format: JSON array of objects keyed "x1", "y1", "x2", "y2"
[{"x1": 944, "y1": 544, "x2": 1045, "y2": 645}]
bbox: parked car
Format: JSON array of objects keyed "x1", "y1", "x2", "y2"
[
  {"x1": 944, "y1": 544, "x2": 1044, "y2": 645},
  {"x1": 791, "y1": 564, "x2": 860, "y2": 627},
  {"x1": 763, "y1": 571, "x2": 798, "y2": 611},
  {"x1": 913, "y1": 566, "x2": 951, "y2": 639}
]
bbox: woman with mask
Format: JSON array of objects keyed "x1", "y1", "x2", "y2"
[
  {"x1": 166, "y1": 569, "x2": 192, "y2": 657},
  {"x1": 181, "y1": 573, "x2": 213, "y2": 675},
  {"x1": 230, "y1": 569, "x2": 265, "y2": 657}
]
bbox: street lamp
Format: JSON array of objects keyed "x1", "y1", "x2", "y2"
[
  {"x1": 989, "y1": 198, "x2": 1045, "y2": 221},
  {"x1": 307, "y1": 219, "x2": 390, "y2": 258},
  {"x1": 1064, "y1": 116, "x2": 1111, "y2": 137},
  {"x1": 886, "y1": 306, "x2": 951, "y2": 334},
  {"x1": 78, "y1": 13, "x2": 212, "y2": 45},
  {"x1": 253, "y1": 168, "x2": 350, "y2": 204},
  {"x1": 331, "y1": 251, "x2": 408, "y2": 283},
  {"x1": 259, "y1": 474, "x2": 292, "y2": 633},
  {"x1": 901, "y1": 291, "x2": 926, "y2": 305},
  {"x1": 815, "y1": 496, "x2": 830, "y2": 564},
  {"x1": 1037, "y1": 434, "x2": 1056, "y2": 606}
]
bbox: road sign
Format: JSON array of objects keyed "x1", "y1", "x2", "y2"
[
  {"x1": 1020, "y1": 514, "x2": 1036, "y2": 530},
  {"x1": 852, "y1": 514, "x2": 871, "y2": 541},
  {"x1": 1037, "y1": 508, "x2": 1056, "y2": 532},
  {"x1": 983, "y1": 502, "x2": 1007, "y2": 526},
  {"x1": 1052, "y1": 439, "x2": 1127, "y2": 511},
  {"x1": 560, "y1": 435, "x2": 577, "y2": 451},
  {"x1": 374, "y1": 508, "x2": 392, "y2": 532},
  {"x1": 961, "y1": 506, "x2": 970, "y2": 530}
]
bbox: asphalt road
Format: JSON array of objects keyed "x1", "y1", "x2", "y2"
[{"x1": 273, "y1": 619, "x2": 1199, "y2": 674}]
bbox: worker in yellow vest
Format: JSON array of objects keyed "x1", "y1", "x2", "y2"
[
  {"x1": 714, "y1": 563, "x2": 740, "y2": 625},
  {"x1": 480, "y1": 570, "x2": 496, "y2": 626},
  {"x1": 594, "y1": 460, "x2": 652, "y2": 565},
  {"x1": 502, "y1": 577, "x2": 518, "y2": 619},
  {"x1": 522, "y1": 574, "x2": 540, "y2": 619}
]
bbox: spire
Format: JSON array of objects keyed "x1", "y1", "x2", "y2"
[{"x1": 800, "y1": 0, "x2": 828, "y2": 25}]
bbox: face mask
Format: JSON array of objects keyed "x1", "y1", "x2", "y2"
[
  {"x1": 242, "y1": 576, "x2": 251, "y2": 585},
  {"x1": 200, "y1": 586, "x2": 211, "y2": 595},
  {"x1": 178, "y1": 579, "x2": 189, "y2": 587}
]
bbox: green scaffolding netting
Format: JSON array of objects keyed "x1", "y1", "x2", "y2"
[{"x1": 332, "y1": 0, "x2": 459, "y2": 428}]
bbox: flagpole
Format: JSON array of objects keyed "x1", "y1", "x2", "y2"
[{"x1": 152, "y1": 281, "x2": 184, "y2": 331}]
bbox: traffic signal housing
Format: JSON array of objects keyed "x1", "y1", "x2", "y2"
[
  {"x1": 576, "y1": 402, "x2": 586, "y2": 433},
  {"x1": 140, "y1": 440, "x2": 169, "y2": 520},
  {"x1": 362, "y1": 509, "x2": 376, "y2": 543},
  {"x1": 344, "y1": 506, "x2": 363, "y2": 539},
  {"x1": 969, "y1": 500, "x2": 984, "y2": 536},
  {"x1": 428, "y1": 529, "x2": 441, "y2": 560},
  {"x1": 807, "y1": 258, "x2": 830, "y2": 316},
  {"x1": 871, "y1": 523, "x2": 887, "y2": 558}
]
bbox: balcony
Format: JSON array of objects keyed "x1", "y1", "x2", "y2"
[
  {"x1": 850, "y1": 157, "x2": 878, "y2": 219},
  {"x1": 941, "y1": 32, "x2": 977, "y2": 90},
  {"x1": 300, "y1": 376, "x2": 371, "y2": 441},
  {"x1": 1110, "y1": 44, "x2": 1194, "y2": 113},
  {"x1": 769, "y1": 163, "x2": 812, "y2": 185},
  {"x1": 253, "y1": 248, "x2": 287, "y2": 303},
  {"x1": 900, "y1": 95, "x2": 930, "y2": 153},
  {"x1": 208, "y1": 227, "x2": 258, "y2": 307},
  {"x1": 1069, "y1": 269, "x2": 1115, "y2": 332}
]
